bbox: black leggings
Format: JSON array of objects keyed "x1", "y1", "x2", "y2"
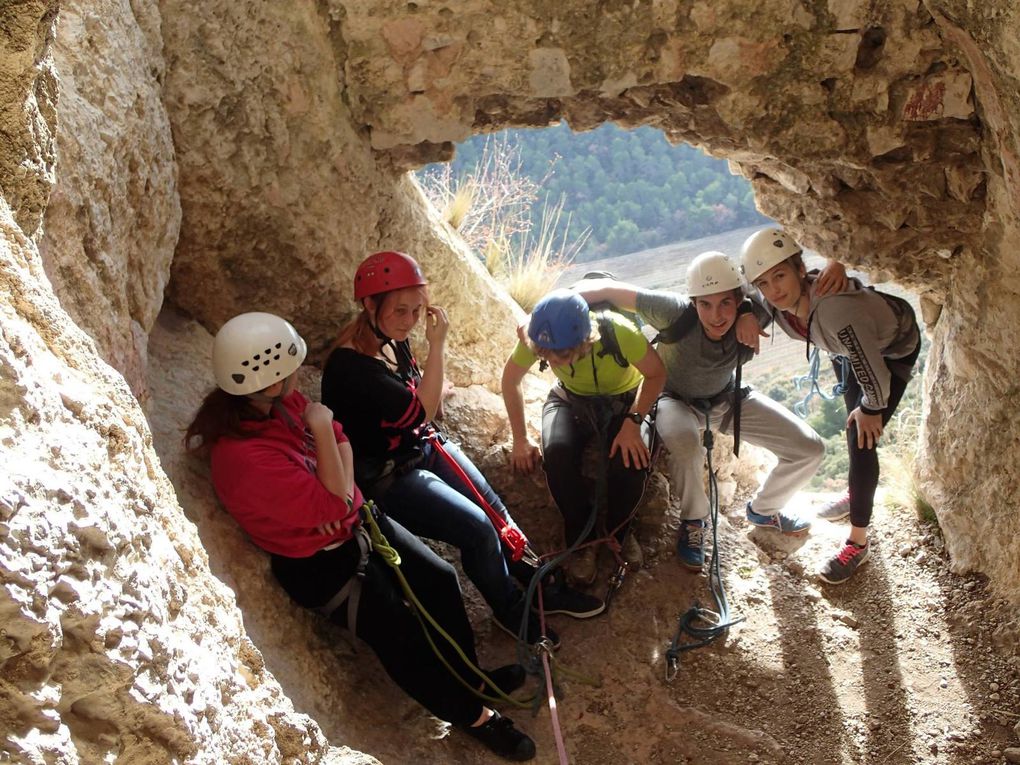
[
  {"x1": 541, "y1": 389, "x2": 650, "y2": 546},
  {"x1": 836, "y1": 343, "x2": 920, "y2": 528},
  {"x1": 271, "y1": 511, "x2": 483, "y2": 726}
]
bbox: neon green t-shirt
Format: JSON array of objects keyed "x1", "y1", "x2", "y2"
[{"x1": 511, "y1": 311, "x2": 647, "y2": 395}]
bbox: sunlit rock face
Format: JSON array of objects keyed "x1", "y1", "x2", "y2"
[
  {"x1": 0, "y1": 3, "x2": 364, "y2": 764},
  {"x1": 156, "y1": 0, "x2": 521, "y2": 385},
  {"x1": 3, "y1": 0, "x2": 1020, "y2": 762},
  {"x1": 38, "y1": 0, "x2": 181, "y2": 403}
]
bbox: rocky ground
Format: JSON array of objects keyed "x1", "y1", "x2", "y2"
[{"x1": 388, "y1": 489, "x2": 1020, "y2": 765}]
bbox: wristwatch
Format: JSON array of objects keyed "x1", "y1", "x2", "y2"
[{"x1": 625, "y1": 411, "x2": 643, "y2": 425}]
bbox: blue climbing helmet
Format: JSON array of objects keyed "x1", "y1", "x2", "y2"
[{"x1": 527, "y1": 289, "x2": 591, "y2": 350}]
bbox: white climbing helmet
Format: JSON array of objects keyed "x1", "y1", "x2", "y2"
[
  {"x1": 740, "y1": 228, "x2": 803, "y2": 282},
  {"x1": 686, "y1": 251, "x2": 744, "y2": 297},
  {"x1": 212, "y1": 312, "x2": 307, "y2": 396}
]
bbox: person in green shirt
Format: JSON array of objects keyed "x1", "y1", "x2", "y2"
[{"x1": 501, "y1": 289, "x2": 667, "y2": 585}]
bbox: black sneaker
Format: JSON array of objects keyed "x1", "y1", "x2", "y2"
[
  {"x1": 480, "y1": 664, "x2": 526, "y2": 697},
  {"x1": 494, "y1": 599, "x2": 561, "y2": 649},
  {"x1": 461, "y1": 710, "x2": 536, "y2": 761},
  {"x1": 539, "y1": 580, "x2": 606, "y2": 619}
]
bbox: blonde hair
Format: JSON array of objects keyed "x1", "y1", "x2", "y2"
[{"x1": 524, "y1": 322, "x2": 599, "y2": 367}]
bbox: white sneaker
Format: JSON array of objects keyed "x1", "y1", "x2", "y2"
[{"x1": 818, "y1": 493, "x2": 851, "y2": 521}]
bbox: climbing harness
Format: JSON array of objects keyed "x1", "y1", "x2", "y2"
[
  {"x1": 664, "y1": 403, "x2": 744, "y2": 681},
  {"x1": 792, "y1": 347, "x2": 848, "y2": 418},
  {"x1": 314, "y1": 524, "x2": 372, "y2": 644},
  {"x1": 546, "y1": 390, "x2": 659, "y2": 613}
]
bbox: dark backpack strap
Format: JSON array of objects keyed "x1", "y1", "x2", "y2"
[
  {"x1": 732, "y1": 363, "x2": 742, "y2": 457},
  {"x1": 594, "y1": 311, "x2": 630, "y2": 368},
  {"x1": 652, "y1": 303, "x2": 700, "y2": 345}
]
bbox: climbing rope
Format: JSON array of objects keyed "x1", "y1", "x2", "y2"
[
  {"x1": 792, "y1": 347, "x2": 847, "y2": 418},
  {"x1": 665, "y1": 406, "x2": 744, "y2": 680},
  {"x1": 360, "y1": 504, "x2": 535, "y2": 708}
]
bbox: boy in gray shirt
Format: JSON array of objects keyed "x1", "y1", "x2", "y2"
[{"x1": 574, "y1": 252, "x2": 834, "y2": 569}]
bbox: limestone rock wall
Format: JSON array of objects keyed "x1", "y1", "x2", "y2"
[
  {"x1": 0, "y1": 0, "x2": 58, "y2": 237},
  {"x1": 156, "y1": 0, "x2": 521, "y2": 386},
  {"x1": 0, "y1": 199, "x2": 364, "y2": 763},
  {"x1": 914, "y1": 2, "x2": 1020, "y2": 591},
  {"x1": 38, "y1": 0, "x2": 181, "y2": 403},
  {"x1": 0, "y1": 4, "x2": 365, "y2": 763}
]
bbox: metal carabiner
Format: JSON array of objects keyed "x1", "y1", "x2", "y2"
[{"x1": 665, "y1": 653, "x2": 679, "y2": 682}]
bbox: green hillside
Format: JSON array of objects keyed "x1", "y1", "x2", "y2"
[{"x1": 419, "y1": 122, "x2": 768, "y2": 260}]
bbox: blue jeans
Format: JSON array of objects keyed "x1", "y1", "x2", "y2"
[{"x1": 377, "y1": 439, "x2": 521, "y2": 618}]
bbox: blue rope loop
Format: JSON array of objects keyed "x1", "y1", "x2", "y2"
[{"x1": 792, "y1": 347, "x2": 847, "y2": 418}]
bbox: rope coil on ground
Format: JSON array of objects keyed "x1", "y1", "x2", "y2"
[{"x1": 665, "y1": 407, "x2": 745, "y2": 680}]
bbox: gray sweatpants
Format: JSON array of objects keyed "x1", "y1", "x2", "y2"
[{"x1": 655, "y1": 391, "x2": 824, "y2": 520}]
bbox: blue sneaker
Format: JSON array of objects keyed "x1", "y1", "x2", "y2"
[
  {"x1": 676, "y1": 519, "x2": 707, "y2": 570},
  {"x1": 745, "y1": 502, "x2": 811, "y2": 535}
]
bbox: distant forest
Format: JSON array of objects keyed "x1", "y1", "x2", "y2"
[{"x1": 422, "y1": 122, "x2": 769, "y2": 261}]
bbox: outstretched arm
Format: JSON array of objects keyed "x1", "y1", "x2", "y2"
[{"x1": 572, "y1": 278, "x2": 641, "y2": 312}]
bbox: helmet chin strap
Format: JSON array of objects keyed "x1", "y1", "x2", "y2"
[
  {"x1": 247, "y1": 385, "x2": 298, "y2": 428},
  {"x1": 367, "y1": 307, "x2": 400, "y2": 360}
]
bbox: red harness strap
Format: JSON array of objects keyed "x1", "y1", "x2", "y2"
[{"x1": 427, "y1": 435, "x2": 535, "y2": 564}]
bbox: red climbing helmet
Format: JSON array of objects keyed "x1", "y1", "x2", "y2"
[{"x1": 354, "y1": 251, "x2": 428, "y2": 301}]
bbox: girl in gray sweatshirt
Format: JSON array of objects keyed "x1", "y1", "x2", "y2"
[{"x1": 741, "y1": 228, "x2": 921, "y2": 584}]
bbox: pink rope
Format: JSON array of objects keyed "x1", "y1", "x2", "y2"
[{"x1": 537, "y1": 586, "x2": 570, "y2": 765}]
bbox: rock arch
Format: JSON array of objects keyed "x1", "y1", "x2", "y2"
[{"x1": 3, "y1": 0, "x2": 1019, "y2": 761}]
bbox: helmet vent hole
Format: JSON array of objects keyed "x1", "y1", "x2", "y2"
[
  {"x1": 275, "y1": 343, "x2": 282, "y2": 349},
  {"x1": 232, "y1": 374, "x2": 245, "y2": 384},
  {"x1": 252, "y1": 365, "x2": 260, "y2": 371},
  {"x1": 264, "y1": 348, "x2": 271, "y2": 354},
  {"x1": 288, "y1": 343, "x2": 298, "y2": 356},
  {"x1": 253, "y1": 354, "x2": 261, "y2": 360},
  {"x1": 274, "y1": 354, "x2": 280, "y2": 360},
  {"x1": 241, "y1": 360, "x2": 250, "y2": 367}
]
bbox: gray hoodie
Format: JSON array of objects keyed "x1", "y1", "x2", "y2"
[{"x1": 769, "y1": 276, "x2": 920, "y2": 412}]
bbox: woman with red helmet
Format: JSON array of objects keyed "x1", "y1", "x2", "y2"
[{"x1": 322, "y1": 252, "x2": 605, "y2": 649}]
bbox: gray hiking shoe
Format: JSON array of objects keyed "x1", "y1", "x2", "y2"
[
  {"x1": 818, "y1": 540, "x2": 870, "y2": 584},
  {"x1": 746, "y1": 502, "x2": 811, "y2": 535},
  {"x1": 818, "y1": 493, "x2": 851, "y2": 521}
]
